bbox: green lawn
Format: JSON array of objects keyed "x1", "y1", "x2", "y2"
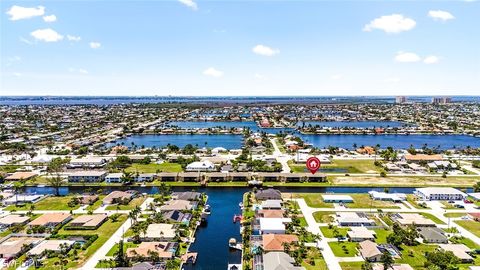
[
  {"x1": 348, "y1": 194, "x2": 399, "y2": 209},
  {"x1": 4, "y1": 196, "x2": 81, "y2": 211},
  {"x1": 444, "y1": 212, "x2": 467, "y2": 218},
  {"x1": 328, "y1": 241, "x2": 358, "y2": 257},
  {"x1": 85, "y1": 195, "x2": 105, "y2": 212},
  {"x1": 419, "y1": 212, "x2": 446, "y2": 225},
  {"x1": 406, "y1": 195, "x2": 429, "y2": 209},
  {"x1": 54, "y1": 214, "x2": 128, "y2": 269},
  {"x1": 106, "y1": 242, "x2": 138, "y2": 256},
  {"x1": 289, "y1": 159, "x2": 380, "y2": 174},
  {"x1": 302, "y1": 247, "x2": 328, "y2": 270},
  {"x1": 105, "y1": 197, "x2": 146, "y2": 210},
  {"x1": 396, "y1": 244, "x2": 438, "y2": 269},
  {"x1": 455, "y1": 220, "x2": 480, "y2": 237},
  {"x1": 339, "y1": 261, "x2": 364, "y2": 270},
  {"x1": 320, "y1": 226, "x2": 349, "y2": 238},
  {"x1": 125, "y1": 162, "x2": 182, "y2": 173},
  {"x1": 313, "y1": 211, "x2": 336, "y2": 223},
  {"x1": 373, "y1": 228, "x2": 390, "y2": 243},
  {"x1": 292, "y1": 193, "x2": 334, "y2": 208}
]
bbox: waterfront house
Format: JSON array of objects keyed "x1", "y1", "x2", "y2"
[
  {"x1": 262, "y1": 252, "x2": 305, "y2": 270},
  {"x1": 229, "y1": 172, "x2": 251, "y2": 181},
  {"x1": 172, "y1": 192, "x2": 202, "y2": 201},
  {"x1": 347, "y1": 227, "x2": 376, "y2": 242},
  {"x1": 262, "y1": 234, "x2": 299, "y2": 252},
  {"x1": 258, "y1": 172, "x2": 282, "y2": 182},
  {"x1": 336, "y1": 212, "x2": 376, "y2": 227},
  {"x1": 368, "y1": 191, "x2": 406, "y2": 202},
  {"x1": 162, "y1": 210, "x2": 192, "y2": 224},
  {"x1": 359, "y1": 240, "x2": 383, "y2": 262},
  {"x1": 68, "y1": 157, "x2": 107, "y2": 168},
  {"x1": 0, "y1": 215, "x2": 30, "y2": 227},
  {"x1": 78, "y1": 194, "x2": 99, "y2": 205},
  {"x1": 372, "y1": 264, "x2": 414, "y2": 270},
  {"x1": 0, "y1": 236, "x2": 44, "y2": 259},
  {"x1": 105, "y1": 173, "x2": 123, "y2": 183},
  {"x1": 67, "y1": 214, "x2": 108, "y2": 229},
  {"x1": 140, "y1": 224, "x2": 176, "y2": 241},
  {"x1": 404, "y1": 154, "x2": 443, "y2": 163},
  {"x1": 126, "y1": 242, "x2": 178, "y2": 260},
  {"x1": 254, "y1": 188, "x2": 282, "y2": 201},
  {"x1": 391, "y1": 213, "x2": 436, "y2": 227},
  {"x1": 207, "y1": 172, "x2": 228, "y2": 182},
  {"x1": 68, "y1": 171, "x2": 107, "y2": 182},
  {"x1": 103, "y1": 191, "x2": 134, "y2": 205},
  {"x1": 418, "y1": 227, "x2": 448, "y2": 243},
  {"x1": 438, "y1": 244, "x2": 474, "y2": 263},
  {"x1": 159, "y1": 200, "x2": 197, "y2": 211},
  {"x1": 257, "y1": 209, "x2": 285, "y2": 218},
  {"x1": 322, "y1": 194, "x2": 354, "y2": 203},
  {"x1": 3, "y1": 194, "x2": 44, "y2": 205},
  {"x1": 28, "y1": 213, "x2": 72, "y2": 228},
  {"x1": 157, "y1": 172, "x2": 178, "y2": 182},
  {"x1": 414, "y1": 187, "x2": 467, "y2": 201},
  {"x1": 186, "y1": 161, "x2": 215, "y2": 172},
  {"x1": 27, "y1": 240, "x2": 75, "y2": 257},
  {"x1": 178, "y1": 172, "x2": 201, "y2": 182},
  {"x1": 259, "y1": 218, "x2": 291, "y2": 234},
  {"x1": 261, "y1": 200, "x2": 282, "y2": 210},
  {"x1": 5, "y1": 172, "x2": 38, "y2": 181},
  {"x1": 134, "y1": 173, "x2": 156, "y2": 182}
]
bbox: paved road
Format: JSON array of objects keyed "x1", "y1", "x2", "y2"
[
  {"x1": 296, "y1": 199, "x2": 342, "y2": 270},
  {"x1": 270, "y1": 138, "x2": 291, "y2": 173},
  {"x1": 80, "y1": 217, "x2": 132, "y2": 270}
]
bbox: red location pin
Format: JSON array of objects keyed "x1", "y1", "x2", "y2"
[{"x1": 306, "y1": 156, "x2": 321, "y2": 174}]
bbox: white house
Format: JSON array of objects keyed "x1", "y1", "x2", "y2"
[
  {"x1": 186, "y1": 160, "x2": 215, "y2": 172},
  {"x1": 105, "y1": 173, "x2": 123, "y2": 183},
  {"x1": 68, "y1": 157, "x2": 107, "y2": 168},
  {"x1": 322, "y1": 194, "x2": 354, "y2": 203},
  {"x1": 259, "y1": 218, "x2": 291, "y2": 234},
  {"x1": 415, "y1": 187, "x2": 467, "y2": 201},
  {"x1": 368, "y1": 191, "x2": 406, "y2": 202}
]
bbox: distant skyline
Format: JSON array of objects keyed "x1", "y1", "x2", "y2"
[{"x1": 1, "y1": 0, "x2": 479, "y2": 96}]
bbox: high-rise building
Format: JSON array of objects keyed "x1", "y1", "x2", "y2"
[
  {"x1": 431, "y1": 97, "x2": 452, "y2": 104},
  {"x1": 395, "y1": 96, "x2": 407, "y2": 104}
]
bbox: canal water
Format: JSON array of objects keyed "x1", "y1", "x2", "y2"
[
  {"x1": 298, "y1": 121, "x2": 410, "y2": 128},
  {"x1": 23, "y1": 185, "x2": 474, "y2": 270}
]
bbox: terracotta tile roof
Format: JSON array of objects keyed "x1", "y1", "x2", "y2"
[{"x1": 262, "y1": 234, "x2": 298, "y2": 251}]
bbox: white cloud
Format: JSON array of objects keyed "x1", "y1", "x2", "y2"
[
  {"x1": 363, "y1": 14, "x2": 416, "y2": 33},
  {"x1": 12, "y1": 72, "x2": 22, "y2": 77},
  {"x1": 252, "y1": 45, "x2": 280, "y2": 56},
  {"x1": 30, "y1": 28, "x2": 63, "y2": 42},
  {"x1": 331, "y1": 74, "x2": 343, "y2": 80},
  {"x1": 6, "y1": 5, "x2": 45, "y2": 21},
  {"x1": 394, "y1": 51, "x2": 421, "y2": 63},
  {"x1": 428, "y1": 10, "x2": 455, "y2": 21},
  {"x1": 178, "y1": 0, "x2": 197, "y2": 10},
  {"x1": 67, "y1": 35, "x2": 81, "y2": 42},
  {"x1": 203, "y1": 67, "x2": 223, "y2": 78},
  {"x1": 43, "y1": 14, "x2": 57, "y2": 22},
  {"x1": 424, "y1": 55, "x2": 440, "y2": 64},
  {"x1": 89, "y1": 42, "x2": 101, "y2": 49}
]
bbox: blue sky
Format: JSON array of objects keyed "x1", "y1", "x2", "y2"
[{"x1": 1, "y1": 0, "x2": 479, "y2": 96}]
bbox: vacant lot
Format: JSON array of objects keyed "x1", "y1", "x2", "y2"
[{"x1": 125, "y1": 162, "x2": 182, "y2": 173}]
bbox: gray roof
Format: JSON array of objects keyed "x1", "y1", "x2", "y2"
[
  {"x1": 418, "y1": 227, "x2": 448, "y2": 243},
  {"x1": 263, "y1": 252, "x2": 305, "y2": 270}
]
